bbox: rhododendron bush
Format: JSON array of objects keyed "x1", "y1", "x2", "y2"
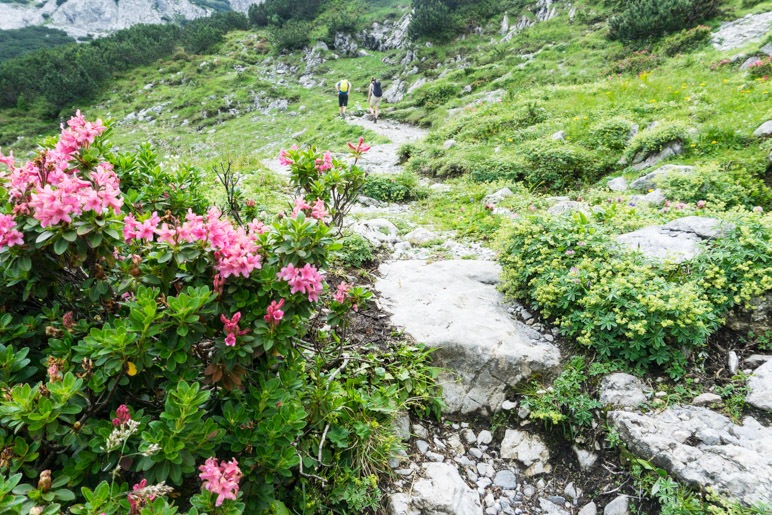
[{"x1": 0, "y1": 113, "x2": 437, "y2": 513}]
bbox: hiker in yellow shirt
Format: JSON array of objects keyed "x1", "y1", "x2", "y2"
[{"x1": 335, "y1": 79, "x2": 351, "y2": 120}]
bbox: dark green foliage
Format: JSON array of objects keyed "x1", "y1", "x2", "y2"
[
  {"x1": 190, "y1": 0, "x2": 232, "y2": 11},
  {"x1": 608, "y1": 0, "x2": 722, "y2": 42},
  {"x1": 362, "y1": 172, "x2": 427, "y2": 203},
  {"x1": 520, "y1": 140, "x2": 608, "y2": 191},
  {"x1": 657, "y1": 164, "x2": 772, "y2": 210},
  {"x1": 268, "y1": 20, "x2": 312, "y2": 51},
  {"x1": 408, "y1": 0, "x2": 531, "y2": 41},
  {"x1": 248, "y1": 0, "x2": 323, "y2": 27},
  {"x1": 469, "y1": 155, "x2": 525, "y2": 183},
  {"x1": 589, "y1": 117, "x2": 636, "y2": 151},
  {"x1": 412, "y1": 82, "x2": 461, "y2": 108},
  {"x1": 0, "y1": 12, "x2": 247, "y2": 115},
  {"x1": 609, "y1": 50, "x2": 661, "y2": 75},
  {"x1": 0, "y1": 27, "x2": 74, "y2": 63},
  {"x1": 336, "y1": 233, "x2": 375, "y2": 268},
  {"x1": 408, "y1": 0, "x2": 456, "y2": 41},
  {"x1": 656, "y1": 24, "x2": 712, "y2": 56}
]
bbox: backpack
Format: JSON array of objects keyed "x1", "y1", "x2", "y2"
[
  {"x1": 339, "y1": 80, "x2": 349, "y2": 93},
  {"x1": 372, "y1": 80, "x2": 382, "y2": 97}
]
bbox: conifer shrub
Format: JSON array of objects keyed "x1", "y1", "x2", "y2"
[
  {"x1": 622, "y1": 121, "x2": 690, "y2": 164},
  {"x1": 412, "y1": 81, "x2": 461, "y2": 109},
  {"x1": 363, "y1": 171, "x2": 428, "y2": 203},
  {"x1": 657, "y1": 164, "x2": 772, "y2": 210},
  {"x1": 608, "y1": 0, "x2": 722, "y2": 42}
]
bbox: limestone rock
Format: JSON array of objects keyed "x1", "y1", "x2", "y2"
[
  {"x1": 692, "y1": 393, "x2": 722, "y2": 406},
  {"x1": 609, "y1": 406, "x2": 772, "y2": 506},
  {"x1": 727, "y1": 292, "x2": 772, "y2": 336},
  {"x1": 753, "y1": 120, "x2": 772, "y2": 138},
  {"x1": 539, "y1": 498, "x2": 570, "y2": 515},
  {"x1": 404, "y1": 228, "x2": 438, "y2": 245},
  {"x1": 599, "y1": 373, "x2": 650, "y2": 408},
  {"x1": 712, "y1": 11, "x2": 772, "y2": 51},
  {"x1": 483, "y1": 188, "x2": 514, "y2": 206},
  {"x1": 572, "y1": 446, "x2": 599, "y2": 471},
  {"x1": 740, "y1": 56, "x2": 763, "y2": 70},
  {"x1": 616, "y1": 216, "x2": 732, "y2": 263},
  {"x1": 604, "y1": 495, "x2": 629, "y2": 515},
  {"x1": 547, "y1": 201, "x2": 592, "y2": 217},
  {"x1": 444, "y1": 139, "x2": 457, "y2": 150},
  {"x1": 376, "y1": 260, "x2": 560, "y2": 414},
  {"x1": 404, "y1": 462, "x2": 483, "y2": 515},
  {"x1": 746, "y1": 360, "x2": 772, "y2": 412},
  {"x1": 384, "y1": 79, "x2": 407, "y2": 104},
  {"x1": 578, "y1": 502, "x2": 598, "y2": 515},
  {"x1": 361, "y1": 14, "x2": 410, "y2": 52},
  {"x1": 631, "y1": 142, "x2": 684, "y2": 171},
  {"x1": 630, "y1": 189, "x2": 666, "y2": 206},
  {"x1": 630, "y1": 164, "x2": 693, "y2": 191},
  {"x1": 500, "y1": 429, "x2": 551, "y2": 476},
  {"x1": 352, "y1": 218, "x2": 399, "y2": 246},
  {"x1": 607, "y1": 177, "x2": 628, "y2": 192},
  {"x1": 551, "y1": 130, "x2": 565, "y2": 141}
]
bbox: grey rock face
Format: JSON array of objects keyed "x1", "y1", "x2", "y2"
[
  {"x1": 616, "y1": 216, "x2": 732, "y2": 263},
  {"x1": 609, "y1": 406, "x2": 772, "y2": 506},
  {"x1": 404, "y1": 228, "x2": 438, "y2": 245},
  {"x1": 599, "y1": 373, "x2": 650, "y2": 408},
  {"x1": 361, "y1": 14, "x2": 410, "y2": 51},
  {"x1": 629, "y1": 164, "x2": 694, "y2": 191},
  {"x1": 578, "y1": 502, "x2": 598, "y2": 515},
  {"x1": 692, "y1": 393, "x2": 722, "y2": 406},
  {"x1": 746, "y1": 360, "x2": 772, "y2": 412},
  {"x1": 740, "y1": 56, "x2": 763, "y2": 70},
  {"x1": 384, "y1": 79, "x2": 407, "y2": 103},
  {"x1": 712, "y1": 11, "x2": 772, "y2": 51},
  {"x1": 604, "y1": 495, "x2": 629, "y2": 515},
  {"x1": 631, "y1": 142, "x2": 684, "y2": 171},
  {"x1": 727, "y1": 292, "x2": 772, "y2": 336},
  {"x1": 376, "y1": 260, "x2": 560, "y2": 414},
  {"x1": 607, "y1": 177, "x2": 628, "y2": 192},
  {"x1": 483, "y1": 188, "x2": 514, "y2": 206},
  {"x1": 572, "y1": 446, "x2": 599, "y2": 471},
  {"x1": 333, "y1": 32, "x2": 359, "y2": 55}
]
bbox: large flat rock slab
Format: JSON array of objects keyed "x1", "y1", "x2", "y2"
[
  {"x1": 609, "y1": 406, "x2": 772, "y2": 507},
  {"x1": 375, "y1": 260, "x2": 561, "y2": 414}
]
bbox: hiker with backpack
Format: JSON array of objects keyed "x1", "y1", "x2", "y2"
[
  {"x1": 368, "y1": 77, "x2": 383, "y2": 123},
  {"x1": 335, "y1": 78, "x2": 351, "y2": 120}
]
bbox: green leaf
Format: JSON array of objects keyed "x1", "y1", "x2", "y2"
[
  {"x1": 53, "y1": 238, "x2": 69, "y2": 255},
  {"x1": 61, "y1": 231, "x2": 77, "y2": 242}
]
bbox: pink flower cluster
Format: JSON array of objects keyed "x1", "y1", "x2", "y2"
[
  {"x1": 0, "y1": 111, "x2": 121, "y2": 229},
  {"x1": 112, "y1": 404, "x2": 131, "y2": 427},
  {"x1": 264, "y1": 299, "x2": 285, "y2": 326},
  {"x1": 291, "y1": 198, "x2": 329, "y2": 221},
  {"x1": 129, "y1": 479, "x2": 155, "y2": 513},
  {"x1": 347, "y1": 137, "x2": 371, "y2": 155},
  {"x1": 315, "y1": 151, "x2": 333, "y2": 172},
  {"x1": 124, "y1": 208, "x2": 267, "y2": 279},
  {"x1": 0, "y1": 214, "x2": 23, "y2": 248},
  {"x1": 198, "y1": 457, "x2": 242, "y2": 507},
  {"x1": 333, "y1": 282, "x2": 351, "y2": 303},
  {"x1": 221, "y1": 312, "x2": 249, "y2": 347},
  {"x1": 278, "y1": 145, "x2": 298, "y2": 166},
  {"x1": 277, "y1": 263, "x2": 324, "y2": 302}
]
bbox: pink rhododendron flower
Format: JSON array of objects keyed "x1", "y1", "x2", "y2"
[
  {"x1": 221, "y1": 312, "x2": 248, "y2": 346},
  {"x1": 155, "y1": 223, "x2": 177, "y2": 244},
  {"x1": 213, "y1": 274, "x2": 225, "y2": 296},
  {"x1": 291, "y1": 198, "x2": 311, "y2": 218},
  {"x1": 199, "y1": 457, "x2": 242, "y2": 507},
  {"x1": 315, "y1": 151, "x2": 333, "y2": 172},
  {"x1": 277, "y1": 263, "x2": 324, "y2": 302},
  {"x1": 264, "y1": 299, "x2": 285, "y2": 326},
  {"x1": 277, "y1": 145, "x2": 298, "y2": 166},
  {"x1": 696, "y1": 200, "x2": 706, "y2": 209},
  {"x1": 311, "y1": 199, "x2": 329, "y2": 220},
  {"x1": 753, "y1": 206, "x2": 764, "y2": 213},
  {"x1": 334, "y1": 282, "x2": 351, "y2": 303},
  {"x1": 112, "y1": 404, "x2": 131, "y2": 427},
  {"x1": 0, "y1": 214, "x2": 23, "y2": 247},
  {"x1": 348, "y1": 137, "x2": 371, "y2": 154}
]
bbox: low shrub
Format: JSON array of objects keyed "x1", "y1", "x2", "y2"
[
  {"x1": 622, "y1": 121, "x2": 689, "y2": 164},
  {"x1": 497, "y1": 209, "x2": 772, "y2": 378},
  {"x1": 657, "y1": 164, "x2": 772, "y2": 210},
  {"x1": 335, "y1": 232, "x2": 375, "y2": 268},
  {"x1": 746, "y1": 56, "x2": 772, "y2": 79},
  {"x1": 589, "y1": 117, "x2": 637, "y2": 151},
  {"x1": 363, "y1": 171, "x2": 428, "y2": 203},
  {"x1": 608, "y1": 0, "x2": 722, "y2": 42},
  {"x1": 520, "y1": 140, "x2": 608, "y2": 191},
  {"x1": 412, "y1": 81, "x2": 461, "y2": 109},
  {"x1": 609, "y1": 50, "x2": 661, "y2": 75},
  {"x1": 469, "y1": 155, "x2": 526, "y2": 183},
  {"x1": 268, "y1": 19, "x2": 312, "y2": 52},
  {"x1": 656, "y1": 25, "x2": 712, "y2": 56}
]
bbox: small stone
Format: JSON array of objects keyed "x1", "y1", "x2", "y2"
[
  {"x1": 518, "y1": 406, "x2": 531, "y2": 419},
  {"x1": 416, "y1": 440, "x2": 430, "y2": 454},
  {"x1": 477, "y1": 477, "x2": 492, "y2": 489},
  {"x1": 564, "y1": 481, "x2": 581, "y2": 500},
  {"x1": 470, "y1": 448, "x2": 484, "y2": 459},
  {"x1": 395, "y1": 467, "x2": 414, "y2": 476},
  {"x1": 486, "y1": 508, "x2": 498, "y2": 515},
  {"x1": 549, "y1": 496, "x2": 566, "y2": 505},
  {"x1": 604, "y1": 495, "x2": 629, "y2": 515},
  {"x1": 578, "y1": 502, "x2": 598, "y2": 515},
  {"x1": 425, "y1": 451, "x2": 445, "y2": 462},
  {"x1": 501, "y1": 400, "x2": 517, "y2": 410},
  {"x1": 494, "y1": 470, "x2": 518, "y2": 489},
  {"x1": 692, "y1": 393, "x2": 722, "y2": 406},
  {"x1": 522, "y1": 484, "x2": 536, "y2": 498},
  {"x1": 464, "y1": 429, "x2": 477, "y2": 444},
  {"x1": 477, "y1": 430, "x2": 493, "y2": 445},
  {"x1": 433, "y1": 437, "x2": 447, "y2": 450},
  {"x1": 485, "y1": 493, "x2": 496, "y2": 507},
  {"x1": 572, "y1": 446, "x2": 598, "y2": 471},
  {"x1": 412, "y1": 423, "x2": 428, "y2": 439},
  {"x1": 728, "y1": 351, "x2": 739, "y2": 375}
]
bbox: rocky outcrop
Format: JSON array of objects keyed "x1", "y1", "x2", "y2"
[
  {"x1": 712, "y1": 11, "x2": 772, "y2": 52},
  {"x1": 361, "y1": 13, "x2": 411, "y2": 51},
  {"x1": 599, "y1": 373, "x2": 650, "y2": 408},
  {"x1": 629, "y1": 164, "x2": 694, "y2": 191},
  {"x1": 631, "y1": 142, "x2": 684, "y2": 171},
  {"x1": 726, "y1": 291, "x2": 772, "y2": 336},
  {"x1": 616, "y1": 216, "x2": 733, "y2": 263},
  {"x1": 609, "y1": 406, "x2": 772, "y2": 506},
  {"x1": 0, "y1": 0, "x2": 259, "y2": 39},
  {"x1": 390, "y1": 462, "x2": 483, "y2": 515},
  {"x1": 375, "y1": 260, "x2": 561, "y2": 414},
  {"x1": 746, "y1": 360, "x2": 772, "y2": 413}
]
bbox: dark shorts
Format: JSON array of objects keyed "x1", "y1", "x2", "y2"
[{"x1": 338, "y1": 93, "x2": 348, "y2": 107}]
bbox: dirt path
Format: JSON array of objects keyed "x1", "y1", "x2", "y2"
[{"x1": 348, "y1": 115, "x2": 429, "y2": 175}]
